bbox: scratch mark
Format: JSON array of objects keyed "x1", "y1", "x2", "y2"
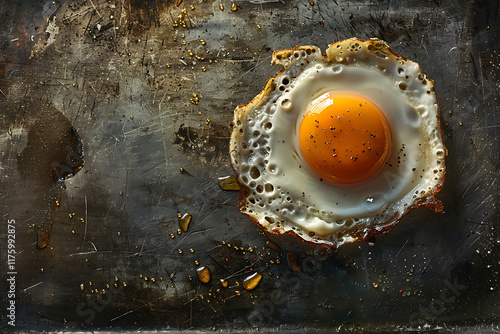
[
  {"x1": 110, "y1": 293, "x2": 166, "y2": 322},
  {"x1": 88, "y1": 0, "x2": 102, "y2": 18},
  {"x1": 396, "y1": 236, "x2": 411, "y2": 256},
  {"x1": 82, "y1": 195, "x2": 88, "y2": 247},
  {"x1": 362, "y1": 252, "x2": 370, "y2": 291},
  {"x1": 22, "y1": 281, "x2": 44, "y2": 292},
  {"x1": 69, "y1": 250, "x2": 111, "y2": 257}
]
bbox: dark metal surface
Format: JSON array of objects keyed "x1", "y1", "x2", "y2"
[{"x1": 0, "y1": 0, "x2": 499, "y2": 331}]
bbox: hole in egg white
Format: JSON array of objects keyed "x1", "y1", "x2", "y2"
[
  {"x1": 268, "y1": 163, "x2": 277, "y2": 173},
  {"x1": 264, "y1": 216, "x2": 275, "y2": 224},
  {"x1": 280, "y1": 98, "x2": 293, "y2": 111},
  {"x1": 265, "y1": 183, "x2": 274, "y2": 193},
  {"x1": 415, "y1": 106, "x2": 429, "y2": 118},
  {"x1": 249, "y1": 166, "x2": 260, "y2": 179},
  {"x1": 331, "y1": 65, "x2": 342, "y2": 74},
  {"x1": 362, "y1": 192, "x2": 388, "y2": 215}
]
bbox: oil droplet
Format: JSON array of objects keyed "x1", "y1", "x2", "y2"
[
  {"x1": 243, "y1": 272, "x2": 262, "y2": 290},
  {"x1": 190, "y1": 248, "x2": 195, "y2": 253},
  {"x1": 200, "y1": 39, "x2": 206, "y2": 45},
  {"x1": 194, "y1": 260, "x2": 199, "y2": 265},
  {"x1": 197, "y1": 266, "x2": 211, "y2": 283},
  {"x1": 266, "y1": 240, "x2": 281, "y2": 252},
  {"x1": 80, "y1": 284, "x2": 84, "y2": 291},
  {"x1": 220, "y1": 279, "x2": 228, "y2": 287},
  {"x1": 190, "y1": 5, "x2": 195, "y2": 10},
  {"x1": 177, "y1": 228, "x2": 182, "y2": 235},
  {"x1": 178, "y1": 213, "x2": 192, "y2": 232},
  {"x1": 190, "y1": 93, "x2": 199, "y2": 105},
  {"x1": 219, "y1": 4, "x2": 224, "y2": 10},
  {"x1": 170, "y1": 233, "x2": 175, "y2": 239},
  {"x1": 178, "y1": 249, "x2": 183, "y2": 254},
  {"x1": 36, "y1": 229, "x2": 50, "y2": 250},
  {"x1": 231, "y1": 3, "x2": 237, "y2": 11},
  {"x1": 218, "y1": 175, "x2": 241, "y2": 191}
]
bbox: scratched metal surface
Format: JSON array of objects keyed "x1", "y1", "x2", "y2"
[{"x1": 0, "y1": 0, "x2": 499, "y2": 331}]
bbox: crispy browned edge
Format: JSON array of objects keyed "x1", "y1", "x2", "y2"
[{"x1": 229, "y1": 38, "x2": 447, "y2": 249}]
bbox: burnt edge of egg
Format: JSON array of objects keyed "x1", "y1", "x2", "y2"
[{"x1": 229, "y1": 38, "x2": 447, "y2": 248}]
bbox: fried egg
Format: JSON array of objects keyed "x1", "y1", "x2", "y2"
[{"x1": 230, "y1": 38, "x2": 446, "y2": 248}]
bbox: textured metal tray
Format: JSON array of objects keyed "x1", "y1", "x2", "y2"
[{"x1": 0, "y1": 0, "x2": 499, "y2": 331}]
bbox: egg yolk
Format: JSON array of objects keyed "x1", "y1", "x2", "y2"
[{"x1": 298, "y1": 92, "x2": 392, "y2": 184}]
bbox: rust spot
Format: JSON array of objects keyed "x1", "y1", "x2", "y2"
[
  {"x1": 36, "y1": 229, "x2": 50, "y2": 250},
  {"x1": 287, "y1": 252, "x2": 301, "y2": 272},
  {"x1": 266, "y1": 240, "x2": 281, "y2": 252}
]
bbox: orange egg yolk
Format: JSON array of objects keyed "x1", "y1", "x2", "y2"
[{"x1": 298, "y1": 92, "x2": 392, "y2": 184}]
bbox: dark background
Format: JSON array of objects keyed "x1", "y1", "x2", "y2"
[{"x1": 0, "y1": 0, "x2": 498, "y2": 331}]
